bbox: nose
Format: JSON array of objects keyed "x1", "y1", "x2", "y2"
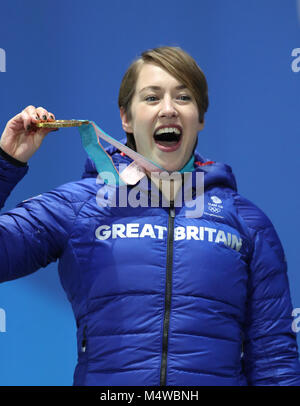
[{"x1": 158, "y1": 95, "x2": 178, "y2": 118}]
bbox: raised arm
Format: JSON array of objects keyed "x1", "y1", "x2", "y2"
[{"x1": 0, "y1": 106, "x2": 74, "y2": 283}]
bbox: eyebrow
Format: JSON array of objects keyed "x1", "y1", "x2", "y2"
[{"x1": 139, "y1": 84, "x2": 187, "y2": 93}]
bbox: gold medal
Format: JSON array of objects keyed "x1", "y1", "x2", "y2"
[{"x1": 35, "y1": 120, "x2": 90, "y2": 128}]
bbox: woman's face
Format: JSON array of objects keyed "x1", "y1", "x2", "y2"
[{"x1": 120, "y1": 63, "x2": 204, "y2": 172}]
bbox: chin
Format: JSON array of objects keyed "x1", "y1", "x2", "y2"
[
  {"x1": 156, "y1": 153, "x2": 184, "y2": 171},
  {"x1": 157, "y1": 158, "x2": 184, "y2": 172}
]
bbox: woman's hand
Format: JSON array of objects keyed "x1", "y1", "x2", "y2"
[{"x1": 0, "y1": 105, "x2": 58, "y2": 163}]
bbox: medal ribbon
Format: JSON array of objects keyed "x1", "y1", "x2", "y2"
[{"x1": 78, "y1": 121, "x2": 195, "y2": 185}]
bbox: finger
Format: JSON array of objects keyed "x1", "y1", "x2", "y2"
[
  {"x1": 21, "y1": 110, "x2": 43, "y2": 133},
  {"x1": 20, "y1": 110, "x2": 34, "y2": 132},
  {"x1": 22, "y1": 105, "x2": 36, "y2": 114},
  {"x1": 48, "y1": 112, "x2": 55, "y2": 121},
  {"x1": 36, "y1": 106, "x2": 52, "y2": 121},
  {"x1": 22, "y1": 105, "x2": 39, "y2": 120},
  {"x1": 22, "y1": 106, "x2": 40, "y2": 125},
  {"x1": 22, "y1": 106, "x2": 55, "y2": 123}
]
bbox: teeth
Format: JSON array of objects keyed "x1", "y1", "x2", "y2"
[{"x1": 155, "y1": 127, "x2": 181, "y2": 135}]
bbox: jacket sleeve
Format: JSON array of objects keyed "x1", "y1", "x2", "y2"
[
  {"x1": 0, "y1": 152, "x2": 29, "y2": 210},
  {"x1": 0, "y1": 156, "x2": 76, "y2": 283},
  {"x1": 241, "y1": 207, "x2": 300, "y2": 385}
]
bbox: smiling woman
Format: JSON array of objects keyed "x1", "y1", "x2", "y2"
[
  {"x1": 0, "y1": 45, "x2": 300, "y2": 387},
  {"x1": 120, "y1": 63, "x2": 205, "y2": 172},
  {"x1": 118, "y1": 47, "x2": 209, "y2": 169}
]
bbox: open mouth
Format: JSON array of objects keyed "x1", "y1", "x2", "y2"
[{"x1": 153, "y1": 126, "x2": 182, "y2": 151}]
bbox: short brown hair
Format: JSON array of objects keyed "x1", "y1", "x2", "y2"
[{"x1": 118, "y1": 46, "x2": 209, "y2": 150}]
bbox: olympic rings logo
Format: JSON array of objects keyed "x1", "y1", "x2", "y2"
[{"x1": 208, "y1": 206, "x2": 221, "y2": 214}]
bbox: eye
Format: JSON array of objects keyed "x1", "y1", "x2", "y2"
[
  {"x1": 177, "y1": 94, "x2": 192, "y2": 101},
  {"x1": 145, "y1": 95, "x2": 159, "y2": 102}
]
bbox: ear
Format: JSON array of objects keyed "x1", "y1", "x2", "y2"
[
  {"x1": 120, "y1": 107, "x2": 133, "y2": 133},
  {"x1": 197, "y1": 119, "x2": 205, "y2": 133}
]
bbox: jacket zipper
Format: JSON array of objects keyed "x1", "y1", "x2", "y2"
[{"x1": 160, "y1": 200, "x2": 175, "y2": 386}]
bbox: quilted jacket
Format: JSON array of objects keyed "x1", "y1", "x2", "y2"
[{"x1": 0, "y1": 143, "x2": 300, "y2": 386}]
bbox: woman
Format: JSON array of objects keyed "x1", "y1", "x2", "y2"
[{"x1": 0, "y1": 46, "x2": 299, "y2": 386}]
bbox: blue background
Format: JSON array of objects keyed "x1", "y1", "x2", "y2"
[{"x1": 0, "y1": 0, "x2": 299, "y2": 385}]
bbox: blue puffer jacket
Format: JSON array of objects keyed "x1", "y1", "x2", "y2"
[{"x1": 0, "y1": 143, "x2": 300, "y2": 386}]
